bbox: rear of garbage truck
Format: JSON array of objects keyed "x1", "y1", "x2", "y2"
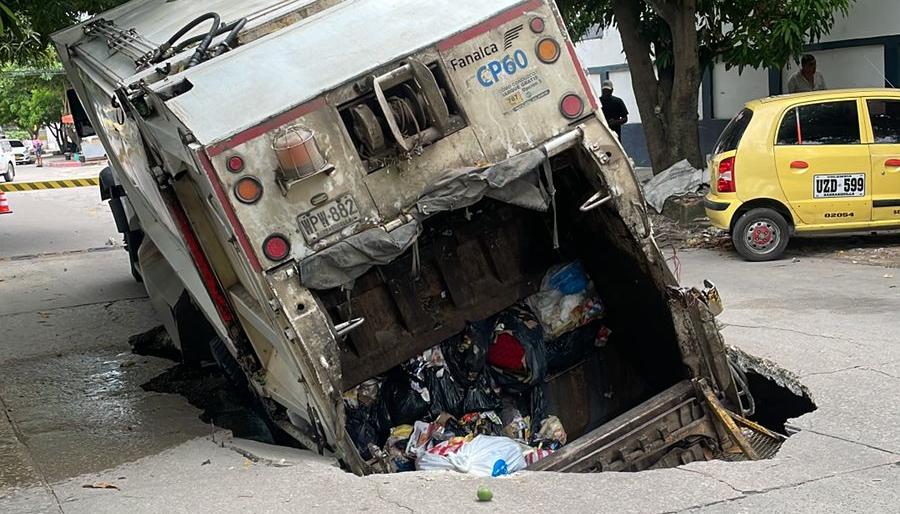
[{"x1": 53, "y1": 0, "x2": 772, "y2": 475}]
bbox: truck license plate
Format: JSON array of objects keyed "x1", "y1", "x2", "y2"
[
  {"x1": 297, "y1": 194, "x2": 360, "y2": 243},
  {"x1": 813, "y1": 173, "x2": 865, "y2": 198}
]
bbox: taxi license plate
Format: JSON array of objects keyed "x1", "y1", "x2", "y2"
[
  {"x1": 297, "y1": 195, "x2": 359, "y2": 243},
  {"x1": 813, "y1": 173, "x2": 865, "y2": 198}
]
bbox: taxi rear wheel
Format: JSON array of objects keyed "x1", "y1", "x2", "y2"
[{"x1": 732, "y1": 208, "x2": 789, "y2": 261}]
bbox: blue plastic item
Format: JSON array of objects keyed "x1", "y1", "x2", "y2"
[
  {"x1": 548, "y1": 262, "x2": 588, "y2": 295},
  {"x1": 491, "y1": 459, "x2": 509, "y2": 477}
]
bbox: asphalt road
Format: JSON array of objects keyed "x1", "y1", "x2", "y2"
[
  {"x1": 0, "y1": 183, "x2": 898, "y2": 513},
  {"x1": 0, "y1": 162, "x2": 113, "y2": 259}
]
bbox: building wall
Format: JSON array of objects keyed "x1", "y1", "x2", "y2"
[{"x1": 575, "y1": 0, "x2": 900, "y2": 165}]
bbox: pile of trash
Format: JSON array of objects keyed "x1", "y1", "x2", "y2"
[{"x1": 344, "y1": 262, "x2": 609, "y2": 476}]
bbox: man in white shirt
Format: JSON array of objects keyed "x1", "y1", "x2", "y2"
[{"x1": 787, "y1": 54, "x2": 827, "y2": 93}]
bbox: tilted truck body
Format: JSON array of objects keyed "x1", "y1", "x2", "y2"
[{"x1": 53, "y1": 0, "x2": 773, "y2": 474}]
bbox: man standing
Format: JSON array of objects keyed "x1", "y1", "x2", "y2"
[
  {"x1": 599, "y1": 80, "x2": 628, "y2": 139},
  {"x1": 787, "y1": 54, "x2": 827, "y2": 93}
]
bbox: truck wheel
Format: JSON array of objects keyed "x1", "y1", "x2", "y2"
[
  {"x1": 732, "y1": 208, "x2": 789, "y2": 261},
  {"x1": 208, "y1": 335, "x2": 248, "y2": 390},
  {"x1": 3, "y1": 163, "x2": 13, "y2": 182},
  {"x1": 125, "y1": 230, "x2": 144, "y2": 283}
]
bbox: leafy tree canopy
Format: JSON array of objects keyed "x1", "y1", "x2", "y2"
[
  {"x1": 560, "y1": 0, "x2": 852, "y2": 72},
  {"x1": 0, "y1": 0, "x2": 127, "y2": 64}
]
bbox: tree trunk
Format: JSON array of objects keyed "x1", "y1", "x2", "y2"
[
  {"x1": 613, "y1": 0, "x2": 705, "y2": 173},
  {"x1": 47, "y1": 123, "x2": 66, "y2": 152}
]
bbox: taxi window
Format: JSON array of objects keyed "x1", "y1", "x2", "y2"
[
  {"x1": 776, "y1": 100, "x2": 860, "y2": 145},
  {"x1": 866, "y1": 99, "x2": 900, "y2": 144},
  {"x1": 713, "y1": 108, "x2": 753, "y2": 154}
]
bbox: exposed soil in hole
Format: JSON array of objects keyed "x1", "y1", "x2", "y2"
[
  {"x1": 728, "y1": 346, "x2": 817, "y2": 435},
  {"x1": 745, "y1": 370, "x2": 817, "y2": 433},
  {"x1": 131, "y1": 326, "x2": 275, "y2": 444}
]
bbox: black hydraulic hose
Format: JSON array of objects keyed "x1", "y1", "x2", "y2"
[
  {"x1": 186, "y1": 13, "x2": 221, "y2": 68},
  {"x1": 210, "y1": 18, "x2": 247, "y2": 57},
  {"x1": 172, "y1": 21, "x2": 235, "y2": 54},
  {"x1": 150, "y1": 12, "x2": 220, "y2": 64}
]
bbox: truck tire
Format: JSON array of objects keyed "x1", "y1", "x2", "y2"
[
  {"x1": 208, "y1": 335, "x2": 249, "y2": 390},
  {"x1": 3, "y1": 163, "x2": 13, "y2": 182},
  {"x1": 732, "y1": 208, "x2": 790, "y2": 261},
  {"x1": 125, "y1": 230, "x2": 144, "y2": 283}
]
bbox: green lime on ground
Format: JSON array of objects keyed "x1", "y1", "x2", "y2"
[{"x1": 477, "y1": 485, "x2": 493, "y2": 502}]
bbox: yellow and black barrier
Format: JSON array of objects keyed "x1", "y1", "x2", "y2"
[{"x1": 0, "y1": 177, "x2": 99, "y2": 192}]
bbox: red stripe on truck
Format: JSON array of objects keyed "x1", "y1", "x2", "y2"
[
  {"x1": 437, "y1": 0, "x2": 543, "y2": 51},
  {"x1": 565, "y1": 40, "x2": 597, "y2": 111},
  {"x1": 196, "y1": 149, "x2": 263, "y2": 273}
]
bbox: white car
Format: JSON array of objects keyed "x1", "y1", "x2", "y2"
[
  {"x1": 3, "y1": 139, "x2": 34, "y2": 165},
  {"x1": 0, "y1": 139, "x2": 15, "y2": 182}
]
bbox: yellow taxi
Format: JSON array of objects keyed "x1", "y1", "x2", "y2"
[{"x1": 705, "y1": 88, "x2": 900, "y2": 260}]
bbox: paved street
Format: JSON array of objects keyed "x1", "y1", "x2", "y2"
[{"x1": 1, "y1": 184, "x2": 898, "y2": 513}]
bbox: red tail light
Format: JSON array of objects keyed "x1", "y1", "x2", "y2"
[
  {"x1": 559, "y1": 93, "x2": 584, "y2": 119},
  {"x1": 263, "y1": 234, "x2": 290, "y2": 261},
  {"x1": 717, "y1": 157, "x2": 736, "y2": 193}
]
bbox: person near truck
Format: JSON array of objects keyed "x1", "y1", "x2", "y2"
[
  {"x1": 599, "y1": 80, "x2": 628, "y2": 139},
  {"x1": 32, "y1": 138, "x2": 43, "y2": 167},
  {"x1": 787, "y1": 54, "x2": 827, "y2": 93}
]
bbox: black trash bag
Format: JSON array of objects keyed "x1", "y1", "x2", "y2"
[
  {"x1": 426, "y1": 368, "x2": 463, "y2": 415},
  {"x1": 379, "y1": 367, "x2": 435, "y2": 426},
  {"x1": 345, "y1": 400, "x2": 390, "y2": 460},
  {"x1": 460, "y1": 372, "x2": 502, "y2": 414},
  {"x1": 427, "y1": 367, "x2": 502, "y2": 416},
  {"x1": 441, "y1": 319, "x2": 492, "y2": 386},
  {"x1": 527, "y1": 382, "x2": 549, "y2": 435},
  {"x1": 545, "y1": 322, "x2": 601, "y2": 373},
  {"x1": 487, "y1": 304, "x2": 548, "y2": 394}
]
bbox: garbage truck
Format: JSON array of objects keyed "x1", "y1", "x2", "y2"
[{"x1": 53, "y1": 0, "x2": 779, "y2": 475}]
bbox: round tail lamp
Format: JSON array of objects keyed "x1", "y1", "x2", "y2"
[
  {"x1": 536, "y1": 37, "x2": 561, "y2": 64},
  {"x1": 529, "y1": 17, "x2": 545, "y2": 33},
  {"x1": 560, "y1": 93, "x2": 585, "y2": 119},
  {"x1": 234, "y1": 176, "x2": 263, "y2": 204},
  {"x1": 263, "y1": 234, "x2": 290, "y2": 261}
]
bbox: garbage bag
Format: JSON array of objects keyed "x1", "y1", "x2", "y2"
[
  {"x1": 427, "y1": 367, "x2": 463, "y2": 415},
  {"x1": 545, "y1": 322, "x2": 603, "y2": 373},
  {"x1": 345, "y1": 400, "x2": 390, "y2": 460},
  {"x1": 547, "y1": 262, "x2": 589, "y2": 295},
  {"x1": 427, "y1": 366, "x2": 501, "y2": 416},
  {"x1": 442, "y1": 319, "x2": 492, "y2": 386},
  {"x1": 460, "y1": 372, "x2": 502, "y2": 413},
  {"x1": 417, "y1": 435, "x2": 528, "y2": 477},
  {"x1": 524, "y1": 261, "x2": 605, "y2": 339},
  {"x1": 487, "y1": 304, "x2": 547, "y2": 393},
  {"x1": 379, "y1": 367, "x2": 435, "y2": 426},
  {"x1": 531, "y1": 415, "x2": 567, "y2": 450}
]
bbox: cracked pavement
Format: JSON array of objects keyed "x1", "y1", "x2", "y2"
[{"x1": 1, "y1": 186, "x2": 898, "y2": 513}]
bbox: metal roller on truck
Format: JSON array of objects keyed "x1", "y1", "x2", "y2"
[{"x1": 53, "y1": 0, "x2": 778, "y2": 475}]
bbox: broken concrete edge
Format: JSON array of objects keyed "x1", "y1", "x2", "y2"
[
  {"x1": 223, "y1": 435, "x2": 339, "y2": 469},
  {"x1": 726, "y1": 345, "x2": 815, "y2": 403}
]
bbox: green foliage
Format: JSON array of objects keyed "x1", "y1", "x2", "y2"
[
  {"x1": 559, "y1": 0, "x2": 853, "y2": 71},
  {"x1": 0, "y1": 52, "x2": 66, "y2": 136},
  {"x1": 0, "y1": 0, "x2": 129, "y2": 64}
]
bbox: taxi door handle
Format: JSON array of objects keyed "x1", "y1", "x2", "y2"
[
  {"x1": 885, "y1": 158, "x2": 900, "y2": 167},
  {"x1": 790, "y1": 160, "x2": 809, "y2": 170}
]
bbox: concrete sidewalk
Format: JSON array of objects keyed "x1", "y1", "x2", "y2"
[{"x1": 1, "y1": 249, "x2": 898, "y2": 513}]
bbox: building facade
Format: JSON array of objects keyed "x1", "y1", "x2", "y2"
[{"x1": 575, "y1": 0, "x2": 900, "y2": 166}]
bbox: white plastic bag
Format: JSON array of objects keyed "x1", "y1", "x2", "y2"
[{"x1": 417, "y1": 435, "x2": 528, "y2": 477}]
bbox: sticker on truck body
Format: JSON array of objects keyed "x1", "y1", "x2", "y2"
[
  {"x1": 497, "y1": 71, "x2": 550, "y2": 114},
  {"x1": 813, "y1": 174, "x2": 865, "y2": 198}
]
